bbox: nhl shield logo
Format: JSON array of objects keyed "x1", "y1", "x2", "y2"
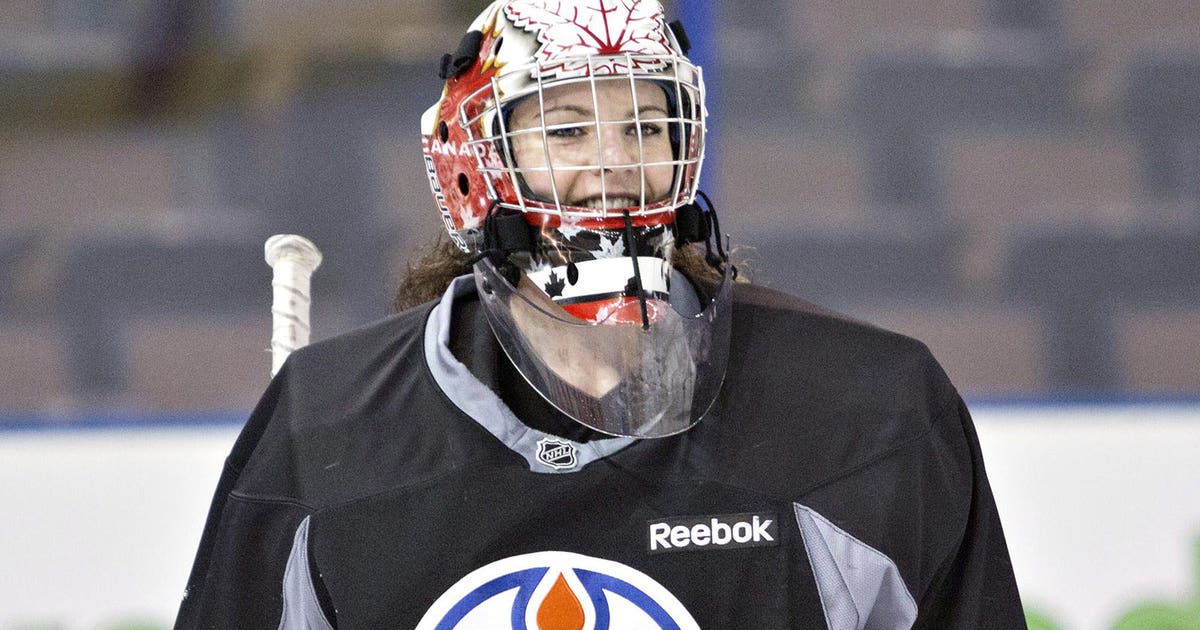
[{"x1": 536, "y1": 437, "x2": 578, "y2": 470}]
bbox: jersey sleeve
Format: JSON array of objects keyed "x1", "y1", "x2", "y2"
[
  {"x1": 173, "y1": 366, "x2": 314, "y2": 628},
  {"x1": 913, "y1": 397, "x2": 1025, "y2": 629}
]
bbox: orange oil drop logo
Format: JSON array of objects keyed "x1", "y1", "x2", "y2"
[{"x1": 536, "y1": 572, "x2": 586, "y2": 630}]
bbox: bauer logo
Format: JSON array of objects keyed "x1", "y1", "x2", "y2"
[
  {"x1": 647, "y1": 512, "x2": 778, "y2": 553},
  {"x1": 536, "y1": 437, "x2": 578, "y2": 470},
  {"x1": 414, "y1": 550, "x2": 700, "y2": 629}
]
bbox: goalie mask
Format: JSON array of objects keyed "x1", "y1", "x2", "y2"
[{"x1": 421, "y1": 0, "x2": 731, "y2": 438}]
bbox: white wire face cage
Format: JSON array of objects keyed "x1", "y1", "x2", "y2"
[{"x1": 459, "y1": 53, "x2": 706, "y2": 223}]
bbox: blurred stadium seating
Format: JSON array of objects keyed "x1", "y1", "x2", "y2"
[
  {"x1": 1123, "y1": 51, "x2": 1200, "y2": 201},
  {"x1": 57, "y1": 235, "x2": 266, "y2": 403},
  {"x1": 2, "y1": 0, "x2": 1199, "y2": 414},
  {"x1": 1004, "y1": 228, "x2": 1200, "y2": 390}
]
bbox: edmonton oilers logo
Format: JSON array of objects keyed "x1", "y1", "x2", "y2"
[{"x1": 415, "y1": 551, "x2": 700, "y2": 629}]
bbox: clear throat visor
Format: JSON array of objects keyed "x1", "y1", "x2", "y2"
[{"x1": 473, "y1": 256, "x2": 732, "y2": 438}]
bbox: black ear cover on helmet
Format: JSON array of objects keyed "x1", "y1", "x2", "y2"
[
  {"x1": 668, "y1": 20, "x2": 691, "y2": 54},
  {"x1": 439, "y1": 30, "x2": 484, "y2": 79},
  {"x1": 673, "y1": 202, "x2": 711, "y2": 245}
]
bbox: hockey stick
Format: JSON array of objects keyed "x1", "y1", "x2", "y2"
[{"x1": 264, "y1": 234, "x2": 323, "y2": 376}]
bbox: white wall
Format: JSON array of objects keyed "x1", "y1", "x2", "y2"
[
  {"x1": 1, "y1": 405, "x2": 1198, "y2": 629},
  {"x1": 0, "y1": 426, "x2": 238, "y2": 629},
  {"x1": 975, "y1": 404, "x2": 1200, "y2": 630}
]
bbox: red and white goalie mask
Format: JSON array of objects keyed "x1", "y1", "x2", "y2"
[{"x1": 421, "y1": 0, "x2": 731, "y2": 438}]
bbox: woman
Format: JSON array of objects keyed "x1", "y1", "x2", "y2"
[{"x1": 176, "y1": 2, "x2": 1025, "y2": 627}]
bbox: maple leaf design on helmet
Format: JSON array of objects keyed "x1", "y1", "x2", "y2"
[
  {"x1": 543, "y1": 270, "x2": 567, "y2": 297},
  {"x1": 503, "y1": 0, "x2": 673, "y2": 78},
  {"x1": 597, "y1": 234, "x2": 627, "y2": 258}
]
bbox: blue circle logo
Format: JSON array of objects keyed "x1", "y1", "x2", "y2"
[{"x1": 415, "y1": 551, "x2": 700, "y2": 629}]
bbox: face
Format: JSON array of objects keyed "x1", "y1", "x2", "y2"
[{"x1": 507, "y1": 79, "x2": 676, "y2": 211}]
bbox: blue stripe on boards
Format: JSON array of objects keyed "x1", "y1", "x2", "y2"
[
  {"x1": 2, "y1": 394, "x2": 1198, "y2": 434},
  {"x1": 0, "y1": 410, "x2": 247, "y2": 433},
  {"x1": 966, "y1": 393, "x2": 1200, "y2": 411}
]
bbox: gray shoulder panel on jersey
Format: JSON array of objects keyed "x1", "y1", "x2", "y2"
[
  {"x1": 793, "y1": 503, "x2": 918, "y2": 630},
  {"x1": 279, "y1": 516, "x2": 335, "y2": 630},
  {"x1": 424, "y1": 276, "x2": 636, "y2": 474}
]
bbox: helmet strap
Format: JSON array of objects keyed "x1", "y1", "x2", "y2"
[{"x1": 620, "y1": 209, "x2": 652, "y2": 330}]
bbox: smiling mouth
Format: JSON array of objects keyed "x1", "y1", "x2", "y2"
[{"x1": 573, "y1": 196, "x2": 645, "y2": 210}]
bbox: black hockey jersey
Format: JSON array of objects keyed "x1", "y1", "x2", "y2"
[{"x1": 175, "y1": 277, "x2": 1024, "y2": 629}]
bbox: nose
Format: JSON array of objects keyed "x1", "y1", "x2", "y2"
[{"x1": 597, "y1": 125, "x2": 641, "y2": 171}]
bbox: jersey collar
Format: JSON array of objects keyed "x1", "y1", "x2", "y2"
[{"x1": 423, "y1": 275, "x2": 637, "y2": 473}]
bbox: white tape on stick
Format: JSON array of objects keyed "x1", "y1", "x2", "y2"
[{"x1": 264, "y1": 234, "x2": 322, "y2": 376}]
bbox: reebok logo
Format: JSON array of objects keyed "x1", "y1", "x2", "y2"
[{"x1": 647, "y1": 512, "x2": 778, "y2": 553}]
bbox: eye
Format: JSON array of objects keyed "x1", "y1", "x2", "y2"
[
  {"x1": 547, "y1": 125, "x2": 586, "y2": 139},
  {"x1": 632, "y1": 122, "x2": 664, "y2": 136}
]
